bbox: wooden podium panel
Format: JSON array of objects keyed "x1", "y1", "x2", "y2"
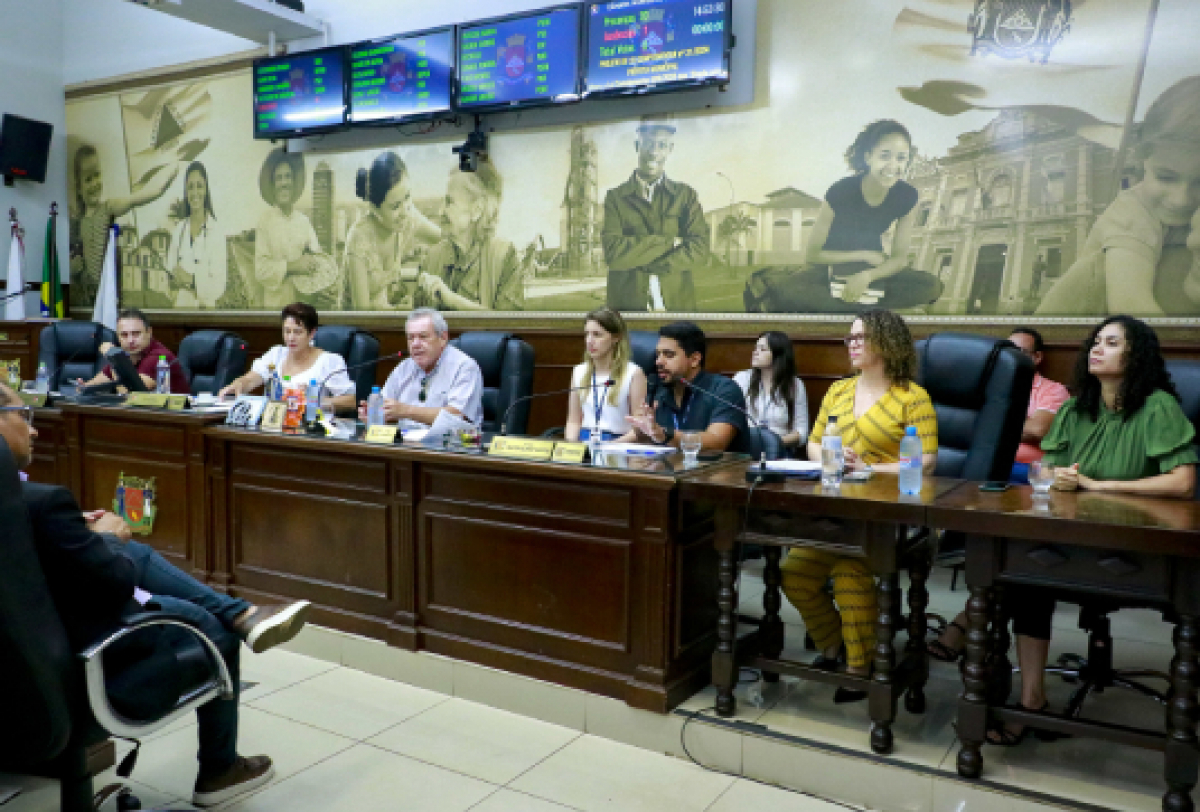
[{"x1": 205, "y1": 427, "x2": 723, "y2": 712}]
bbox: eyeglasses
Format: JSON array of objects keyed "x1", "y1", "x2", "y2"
[
  {"x1": 843, "y1": 334, "x2": 867, "y2": 347},
  {"x1": 418, "y1": 375, "x2": 431, "y2": 403},
  {"x1": 0, "y1": 405, "x2": 34, "y2": 426}
]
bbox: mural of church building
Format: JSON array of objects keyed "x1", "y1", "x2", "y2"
[
  {"x1": 704, "y1": 187, "x2": 823, "y2": 267},
  {"x1": 906, "y1": 109, "x2": 1119, "y2": 316}
]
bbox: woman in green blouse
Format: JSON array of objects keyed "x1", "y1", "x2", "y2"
[{"x1": 989, "y1": 315, "x2": 1196, "y2": 745}]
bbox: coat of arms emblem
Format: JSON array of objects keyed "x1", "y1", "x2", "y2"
[
  {"x1": 968, "y1": 0, "x2": 1072, "y2": 64},
  {"x1": 114, "y1": 473, "x2": 157, "y2": 536},
  {"x1": 384, "y1": 51, "x2": 408, "y2": 94},
  {"x1": 640, "y1": 8, "x2": 675, "y2": 55},
  {"x1": 500, "y1": 34, "x2": 529, "y2": 82}
]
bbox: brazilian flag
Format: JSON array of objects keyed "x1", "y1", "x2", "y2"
[{"x1": 40, "y1": 210, "x2": 62, "y2": 318}]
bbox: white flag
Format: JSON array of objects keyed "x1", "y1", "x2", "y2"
[
  {"x1": 93, "y1": 224, "x2": 119, "y2": 331},
  {"x1": 4, "y1": 222, "x2": 25, "y2": 321}
]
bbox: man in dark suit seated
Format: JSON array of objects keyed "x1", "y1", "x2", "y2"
[{"x1": 0, "y1": 382, "x2": 308, "y2": 807}]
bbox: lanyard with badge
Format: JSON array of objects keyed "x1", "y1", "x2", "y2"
[
  {"x1": 591, "y1": 373, "x2": 606, "y2": 430},
  {"x1": 670, "y1": 388, "x2": 694, "y2": 431}
]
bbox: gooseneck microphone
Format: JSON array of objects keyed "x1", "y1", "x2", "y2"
[
  {"x1": 678, "y1": 377, "x2": 786, "y2": 484},
  {"x1": 314, "y1": 351, "x2": 404, "y2": 410},
  {"x1": 500, "y1": 379, "x2": 614, "y2": 436}
]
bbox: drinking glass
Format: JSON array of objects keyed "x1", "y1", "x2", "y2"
[
  {"x1": 679, "y1": 431, "x2": 703, "y2": 465},
  {"x1": 1030, "y1": 460, "x2": 1055, "y2": 495}
]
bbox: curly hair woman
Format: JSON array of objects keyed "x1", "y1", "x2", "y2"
[
  {"x1": 985, "y1": 315, "x2": 1196, "y2": 746},
  {"x1": 781, "y1": 309, "x2": 938, "y2": 701}
]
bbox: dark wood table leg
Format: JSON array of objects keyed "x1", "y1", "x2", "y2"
[
  {"x1": 759, "y1": 545, "x2": 785, "y2": 683},
  {"x1": 713, "y1": 505, "x2": 740, "y2": 717},
  {"x1": 1165, "y1": 613, "x2": 1199, "y2": 812},
  {"x1": 957, "y1": 584, "x2": 994, "y2": 779},
  {"x1": 870, "y1": 571, "x2": 899, "y2": 754},
  {"x1": 904, "y1": 551, "x2": 930, "y2": 714}
]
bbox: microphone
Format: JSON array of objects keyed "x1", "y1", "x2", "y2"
[
  {"x1": 308, "y1": 351, "x2": 403, "y2": 430},
  {"x1": 500, "y1": 379, "x2": 614, "y2": 436},
  {"x1": 678, "y1": 377, "x2": 786, "y2": 484}
]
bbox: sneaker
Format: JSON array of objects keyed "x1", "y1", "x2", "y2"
[
  {"x1": 231, "y1": 601, "x2": 311, "y2": 654},
  {"x1": 192, "y1": 755, "x2": 274, "y2": 807}
]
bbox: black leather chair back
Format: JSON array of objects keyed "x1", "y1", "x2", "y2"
[
  {"x1": 916, "y1": 332, "x2": 1033, "y2": 482},
  {"x1": 38, "y1": 322, "x2": 118, "y2": 390},
  {"x1": 177, "y1": 331, "x2": 247, "y2": 395},
  {"x1": 314, "y1": 325, "x2": 381, "y2": 403},
  {"x1": 451, "y1": 332, "x2": 536, "y2": 434},
  {"x1": 629, "y1": 331, "x2": 659, "y2": 383},
  {"x1": 1165, "y1": 360, "x2": 1200, "y2": 499},
  {"x1": 0, "y1": 439, "x2": 75, "y2": 768}
]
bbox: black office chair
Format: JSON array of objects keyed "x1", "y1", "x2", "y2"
[
  {"x1": 37, "y1": 322, "x2": 118, "y2": 391},
  {"x1": 313, "y1": 325, "x2": 381, "y2": 404},
  {"x1": 629, "y1": 330, "x2": 659, "y2": 382},
  {"x1": 915, "y1": 333, "x2": 1034, "y2": 591},
  {"x1": 1043, "y1": 359, "x2": 1200, "y2": 717},
  {"x1": 0, "y1": 439, "x2": 234, "y2": 812},
  {"x1": 451, "y1": 331, "x2": 535, "y2": 435},
  {"x1": 177, "y1": 330, "x2": 248, "y2": 395}
]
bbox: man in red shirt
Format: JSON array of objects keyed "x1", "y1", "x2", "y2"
[
  {"x1": 1008, "y1": 327, "x2": 1069, "y2": 483},
  {"x1": 82, "y1": 308, "x2": 190, "y2": 394}
]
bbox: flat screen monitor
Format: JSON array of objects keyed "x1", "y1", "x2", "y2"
[
  {"x1": 456, "y1": 4, "x2": 583, "y2": 113},
  {"x1": 0, "y1": 114, "x2": 53, "y2": 184},
  {"x1": 348, "y1": 28, "x2": 455, "y2": 125},
  {"x1": 253, "y1": 46, "x2": 347, "y2": 139},
  {"x1": 583, "y1": 0, "x2": 732, "y2": 97}
]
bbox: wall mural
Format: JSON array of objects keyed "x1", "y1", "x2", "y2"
[{"x1": 64, "y1": 0, "x2": 1200, "y2": 319}]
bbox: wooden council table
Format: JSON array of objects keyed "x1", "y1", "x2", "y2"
[{"x1": 927, "y1": 485, "x2": 1200, "y2": 812}]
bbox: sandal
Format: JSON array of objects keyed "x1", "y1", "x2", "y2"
[
  {"x1": 926, "y1": 621, "x2": 967, "y2": 663},
  {"x1": 986, "y1": 702, "x2": 1070, "y2": 746},
  {"x1": 811, "y1": 644, "x2": 846, "y2": 672}
]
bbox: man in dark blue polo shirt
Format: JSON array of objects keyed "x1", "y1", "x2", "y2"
[{"x1": 623, "y1": 321, "x2": 747, "y2": 452}]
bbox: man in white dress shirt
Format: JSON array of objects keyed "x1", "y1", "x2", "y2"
[{"x1": 368, "y1": 308, "x2": 483, "y2": 426}]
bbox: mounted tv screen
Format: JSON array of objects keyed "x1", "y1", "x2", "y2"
[
  {"x1": 348, "y1": 28, "x2": 455, "y2": 125},
  {"x1": 253, "y1": 47, "x2": 347, "y2": 139},
  {"x1": 0, "y1": 114, "x2": 53, "y2": 184},
  {"x1": 583, "y1": 0, "x2": 732, "y2": 97},
  {"x1": 456, "y1": 4, "x2": 583, "y2": 112}
]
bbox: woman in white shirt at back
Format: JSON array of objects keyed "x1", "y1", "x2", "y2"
[
  {"x1": 564, "y1": 307, "x2": 647, "y2": 442},
  {"x1": 734, "y1": 331, "x2": 809, "y2": 454},
  {"x1": 218, "y1": 302, "x2": 357, "y2": 411}
]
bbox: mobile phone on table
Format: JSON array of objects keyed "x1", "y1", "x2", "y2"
[{"x1": 979, "y1": 481, "x2": 1011, "y2": 492}]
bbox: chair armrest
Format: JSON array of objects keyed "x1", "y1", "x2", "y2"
[
  {"x1": 540, "y1": 426, "x2": 566, "y2": 439},
  {"x1": 79, "y1": 614, "x2": 235, "y2": 740}
]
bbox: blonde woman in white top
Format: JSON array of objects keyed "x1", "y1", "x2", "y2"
[
  {"x1": 565, "y1": 307, "x2": 647, "y2": 442},
  {"x1": 218, "y1": 302, "x2": 356, "y2": 411},
  {"x1": 733, "y1": 331, "x2": 808, "y2": 452}
]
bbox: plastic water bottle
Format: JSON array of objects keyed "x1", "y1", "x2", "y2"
[
  {"x1": 156, "y1": 356, "x2": 171, "y2": 394},
  {"x1": 898, "y1": 425, "x2": 923, "y2": 496},
  {"x1": 820, "y1": 416, "x2": 844, "y2": 489},
  {"x1": 265, "y1": 364, "x2": 282, "y2": 403},
  {"x1": 367, "y1": 386, "x2": 384, "y2": 426},
  {"x1": 35, "y1": 362, "x2": 50, "y2": 394},
  {"x1": 305, "y1": 379, "x2": 320, "y2": 423}
]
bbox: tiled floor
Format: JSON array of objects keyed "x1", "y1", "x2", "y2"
[{"x1": 0, "y1": 563, "x2": 1183, "y2": 812}]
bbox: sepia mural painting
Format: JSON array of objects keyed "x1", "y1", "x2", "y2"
[{"x1": 65, "y1": 0, "x2": 1200, "y2": 320}]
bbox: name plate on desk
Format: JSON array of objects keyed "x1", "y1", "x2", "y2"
[
  {"x1": 20, "y1": 392, "x2": 47, "y2": 407},
  {"x1": 363, "y1": 425, "x2": 399, "y2": 445},
  {"x1": 165, "y1": 395, "x2": 189, "y2": 411},
  {"x1": 552, "y1": 442, "x2": 588, "y2": 463},
  {"x1": 127, "y1": 393, "x2": 169, "y2": 409},
  {"x1": 489, "y1": 437, "x2": 556, "y2": 461}
]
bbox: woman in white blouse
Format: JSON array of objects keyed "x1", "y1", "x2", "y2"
[
  {"x1": 734, "y1": 331, "x2": 809, "y2": 453},
  {"x1": 218, "y1": 302, "x2": 356, "y2": 411},
  {"x1": 564, "y1": 307, "x2": 647, "y2": 442},
  {"x1": 168, "y1": 161, "x2": 227, "y2": 309}
]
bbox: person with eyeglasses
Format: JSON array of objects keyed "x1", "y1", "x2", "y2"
[
  {"x1": 367, "y1": 307, "x2": 483, "y2": 428},
  {"x1": 1004, "y1": 328, "x2": 1070, "y2": 485},
  {"x1": 780, "y1": 309, "x2": 938, "y2": 702},
  {"x1": 0, "y1": 382, "x2": 312, "y2": 806}
]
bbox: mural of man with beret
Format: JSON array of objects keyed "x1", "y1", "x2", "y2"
[{"x1": 602, "y1": 115, "x2": 709, "y2": 312}]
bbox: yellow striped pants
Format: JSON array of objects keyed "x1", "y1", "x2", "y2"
[{"x1": 779, "y1": 547, "x2": 877, "y2": 669}]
